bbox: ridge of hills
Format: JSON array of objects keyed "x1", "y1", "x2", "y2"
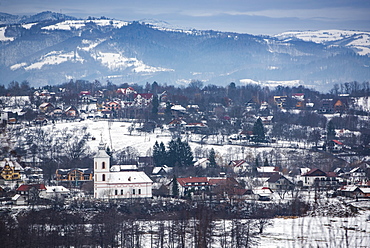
[{"x1": 0, "y1": 11, "x2": 369, "y2": 90}]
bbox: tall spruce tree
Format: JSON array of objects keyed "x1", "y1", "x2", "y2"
[
  {"x1": 153, "y1": 141, "x2": 167, "y2": 166},
  {"x1": 208, "y1": 148, "x2": 217, "y2": 167},
  {"x1": 252, "y1": 117, "x2": 265, "y2": 143},
  {"x1": 172, "y1": 175, "x2": 179, "y2": 198},
  {"x1": 167, "y1": 138, "x2": 194, "y2": 167},
  {"x1": 327, "y1": 120, "x2": 336, "y2": 141},
  {"x1": 151, "y1": 95, "x2": 159, "y2": 121}
]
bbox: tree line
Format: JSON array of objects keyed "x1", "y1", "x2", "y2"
[{"x1": 0, "y1": 198, "x2": 310, "y2": 248}]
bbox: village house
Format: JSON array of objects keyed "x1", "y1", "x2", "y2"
[
  {"x1": 79, "y1": 91, "x2": 97, "y2": 103},
  {"x1": 23, "y1": 166, "x2": 43, "y2": 183},
  {"x1": 348, "y1": 167, "x2": 368, "y2": 185},
  {"x1": 94, "y1": 140, "x2": 152, "y2": 199},
  {"x1": 104, "y1": 101, "x2": 121, "y2": 111},
  {"x1": 171, "y1": 176, "x2": 210, "y2": 197},
  {"x1": 257, "y1": 166, "x2": 281, "y2": 178},
  {"x1": 39, "y1": 102, "x2": 54, "y2": 113},
  {"x1": 39, "y1": 185, "x2": 70, "y2": 201},
  {"x1": 252, "y1": 187, "x2": 274, "y2": 201},
  {"x1": 151, "y1": 165, "x2": 173, "y2": 178},
  {"x1": 208, "y1": 177, "x2": 245, "y2": 198},
  {"x1": 171, "y1": 176, "x2": 245, "y2": 198},
  {"x1": 55, "y1": 168, "x2": 93, "y2": 186},
  {"x1": 64, "y1": 106, "x2": 79, "y2": 118},
  {"x1": 229, "y1": 160, "x2": 250, "y2": 174},
  {"x1": 13, "y1": 183, "x2": 47, "y2": 205},
  {"x1": 266, "y1": 174, "x2": 294, "y2": 191},
  {"x1": 168, "y1": 118, "x2": 187, "y2": 130},
  {"x1": 134, "y1": 93, "x2": 153, "y2": 106},
  {"x1": 273, "y1": 96, "x2": 287, "y2": 109},
  {"x1": 185, "y1": 122, "x2": 208, "y2": 133},
  {"x1": 300, "y1": 168, "x2": 339, "y2": 189},
  {"x1": 337, "y1": 185, "x2": 370, "y2": 199},
  {"x1": 0, "y1": 158, "x2": 24, "y2": 188},
  {"x1": 50, "y1": 107, "x2": 63, "y2": 118},
  {"x1": 194, "y1": 158, "x2": 210, "y2": 169}
]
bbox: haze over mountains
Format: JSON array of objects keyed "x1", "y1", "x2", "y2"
[{"x1": 0, "y1": 11, "x2": 369, "y2": 90}]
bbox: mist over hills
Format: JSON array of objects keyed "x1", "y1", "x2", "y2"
[{"x1": 0, "y1": 11, "x2": 369, "y2": 90}]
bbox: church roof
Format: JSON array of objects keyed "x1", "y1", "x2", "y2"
[{"x1": 107, "y1": 171, "x2": 152, "y2": 184}]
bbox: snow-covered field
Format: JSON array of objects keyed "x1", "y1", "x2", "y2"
[
  {"x1": 41, "y1": 119, "x2": 278, "y2": 161},
  {"x1": 259, "y1": 211, "x2": 370, "y2": 248}
]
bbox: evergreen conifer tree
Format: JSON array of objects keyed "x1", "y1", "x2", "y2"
[
  {"x1": 327, "y1": 120, "x2": 336, "y2": 140},
  {"x1": 172, "y1": 175, "x2": 179, "y2": 197},
  {"x1": 208, "y1": 148, "x2": 217, "y2": 167},
  {"x1": 153, "y1": 141, "x2": 167, "y2": 166},
  {"x1": 153, "y1": 141, "x2": 161, "y2": 166},
  {"x1": 252, "y1": 117, "x2": 265, "y2": 143},
  {"x1": 167, "y1": 138, "x2": 194, "y2": 167},
  {"x1": 151, "y1": 95, "x2": 159, "y2": 121}
]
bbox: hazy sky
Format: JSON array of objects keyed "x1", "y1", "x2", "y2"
[{"x1": 1, "y1": 0, "x2": 369, "y2": 35}]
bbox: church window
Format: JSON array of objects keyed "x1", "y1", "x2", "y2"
[
  {"x1": 115, "y1": 190, "x2": 118, "y2": 195},
  {"x1": 121, "y1": 189, "x2": 123, "y2": 195},
  {"x1": 102, "y1": 174, "x2": 106, "y2": 181},
  {"x1": 102, "y1": 162, "x2": 106, "y2": 169},
  {"x1": 132, "y1": 189, "x2": 135, "y2": 195},
  {"x1": 138, "y1": 189, "x2": 141, "y2": 194}
]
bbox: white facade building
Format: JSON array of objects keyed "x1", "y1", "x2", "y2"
[{"x1": 94, "y1": 141, "x2": 152, "y2": 199}]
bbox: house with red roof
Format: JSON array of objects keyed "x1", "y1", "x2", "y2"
[
  {"x1": 104, "y1": 101, "x2": 121, "y2": 111},
  {"x1": 13, "y1": 184, "x2": 47, "y2": 205},
  {"x1": 173, "y1": 176, "x2": 210, "y2": 197},
  {"x1": 171, "y1": 176, "x2": 245, "y2": 198},
  {"x1": 229, "y1": 160, "x2": 250, "y2": 174},
  {"x1": 134, "y1": 93, "x2": 153, "y2": 106}
]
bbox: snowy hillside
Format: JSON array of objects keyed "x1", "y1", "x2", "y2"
[
  {"x1": 276, "y1": 30, "x2": 370, "y2": 55},
  {"x1": 1, "y1": 12, "x2": 370, "y2": 89}
]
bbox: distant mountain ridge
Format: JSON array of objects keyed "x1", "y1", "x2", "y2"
[
  {"x1": 0, "y1": 11, "x2": 76, "y2": 25},
  {"x1": 0, "y1": 11, "x2": 369, "y2": 90}
]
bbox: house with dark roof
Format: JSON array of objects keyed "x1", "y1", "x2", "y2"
[
  {"x1": 337, "y1": 185, "x2": 370, "y2": 198},
  {"x1": 64, "y1": 106, "x2": 79, "y2": 118},
  {"x1": 266, "y1": 174, "x2": 294, "y2": 191},
  {"x1": 171, "y1": 176, "x2": 245, "y2": 198},
  {"x1": 301, "y1": 168, "x2": 339, "y2": 189}
]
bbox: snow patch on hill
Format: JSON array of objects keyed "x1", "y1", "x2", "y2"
[
  {"x1": 22, "y1": 23, "x2": 38, "y2": 29},
  {"x1": 78, "y1": 39, "x2": 106, "y2": 51},
  {"x1": 41, "y1": 19, "x2": 128, "y2": 31},
  {"x1": 275, "y1": 30, "x2": 370, "y2": 55},
  {"x1": 240, "y1": 78, "x2": 301, "y2": 87},
  {"x1": 94, "y1": 51, "x2": 173, "y2": 73},
  {"x1": 11, "y1": 51, "x2": 85, "y2": 71},
  {"x1": 0, "y1": 27, "x2": 14, "y2": 41}
]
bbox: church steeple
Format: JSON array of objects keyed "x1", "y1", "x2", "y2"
[
  {"x1": 98, "y1": 133, "x2": 106, "y2": 150},
  {"x1": 94, "y1": 137, "x2": 111, "y2": 198}
]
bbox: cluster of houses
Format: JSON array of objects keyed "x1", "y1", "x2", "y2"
[
  {"x1": 272, "y1": 93, "x2": 350, "y2": 113},
  {"x1": 1, "y1": 140, "x2": 369, "y2": 205}
]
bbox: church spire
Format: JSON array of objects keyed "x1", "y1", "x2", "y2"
[{"x1": 98, "y1": 133, "x2": 105, "y2": 150}]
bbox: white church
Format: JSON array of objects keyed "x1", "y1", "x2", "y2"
[{"x1": 94, "y1": 140, "x2": 153, "y2": 199}]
